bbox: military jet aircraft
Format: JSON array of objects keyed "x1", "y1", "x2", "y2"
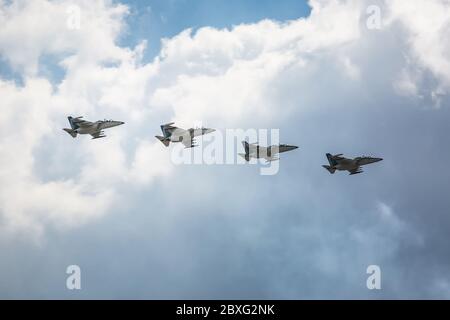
[
  {"x1": 239, "y1": 141, "x2": 298, "y2": 162},
  {"x1": 322, "y1": 153, "x2": 383, "y2": 175},
  {"x1": 155, "y1": 122, "x2": 215, "y2": 148},
  {"x1": 63, "y1": 116, "x2": 124, "y2": 139}
]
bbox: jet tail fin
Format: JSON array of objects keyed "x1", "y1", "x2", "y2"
[
  {"x1": 68, "y1": 116, "x2": 84, "y2": 130},
  {"x1": 155, "y1": 136, "x2": 170, "y2": 147},
  {"x1": 322, "y1": 165, "x2": 336, "y2": 174},
  {"x1": 242, "y1": 141, "x2": 251, "y2": 155},
  {"x1": 326, "y1": 153, "x2": 336, "y2": 166},
  {"x1": 63, "y1": 128, "x2": 77, "y2": 138}
]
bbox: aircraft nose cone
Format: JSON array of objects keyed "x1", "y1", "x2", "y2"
[{"x1": 369, "y1": 157, "x2": 383, "y2": 163}]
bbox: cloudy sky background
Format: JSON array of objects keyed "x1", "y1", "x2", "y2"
[{"x1": 1, "y1": 0, "x2": 450, "y2": 299}]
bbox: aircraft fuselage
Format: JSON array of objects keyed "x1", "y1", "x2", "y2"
[
  {"x1": 75, "y1": 121, "x2": 124, "y2": 135},
  {"x1": 334, "y1": 159, "x2": 359, "y2": 171},
  {"x1": 323, "y1": 153, "x2": 383, "y2": 174}
]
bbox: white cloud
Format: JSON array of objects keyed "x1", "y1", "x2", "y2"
[
  {"x1": 150, "y1": 0, "x2": 364, "y2": 126},
  {"x1": 394, "y1": 68, "x2": 419, "y2": 97},
  {"x1": 0, "y1": 0, "x2": 130, "y2": 75},
  {"x1": 1, "y1": 0, "x2": 449, "y2": 240},
  {"x1": 0, "y1": 78, "x2": 114, "y2": 240},
  {"x1": 0, "y1": 0, "x2": 169, "y2": 238},
  {"x1": 128, "y1": 140, "x2": 173, "y2": 185},
  {"x1": 387, "y1": 0, "x2": 450, "y2": 93}
]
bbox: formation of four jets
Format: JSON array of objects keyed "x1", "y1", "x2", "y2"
[{"x1": 63, "y1": 116, "x2": 383, "y2": 175}]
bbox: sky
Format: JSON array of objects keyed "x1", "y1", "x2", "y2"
[
  {"x1": 123, "y1": 0, "x2": 312, "y2": 59},
  {"x1": 0, "y1": 0, "x2": 450, "y2": 299}
]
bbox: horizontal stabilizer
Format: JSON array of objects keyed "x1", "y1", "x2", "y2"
[
  {"x1": 155, "y1": 135, "x2": 170, "y2": 147},
  {"x1": 322, "y1": 165, "x2": 336, "y2": 174},
  {"x1": 63, "y1": 128, "x2": 77, "y2": 138}
]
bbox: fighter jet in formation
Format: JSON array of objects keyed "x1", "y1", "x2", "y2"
[
  {"x1": 239, "y1": 141, "x2": 298, "y2": 162},
  {"x1": 155, "y1": 122, "x2": 216, "y2": 148},
  {"x1": 63, "y1": 116, "x2": 125, "y2": 139},
  {"x1": 322, "y1": 153, "x2": 383, "y2": 175}
]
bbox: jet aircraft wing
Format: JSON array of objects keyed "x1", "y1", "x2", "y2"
[
  {"x1": 90, "y1": 131, "x2": 106, "y2": 139},
  {"x1": 349, "y1": 167, "x2": 363, "y2": 175},
  {"x1": 76, "y1": 120, "x2": 93, "y2": 127},
  {"x1": 263, "y1": 155, "x2": 279, "y2": 162},
  {"x1": 161, "y1": 122, "x2": 176, "y2": 128},
  {"x1": 181, "y1": 136, "x2": 197, "y2": 148}
]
